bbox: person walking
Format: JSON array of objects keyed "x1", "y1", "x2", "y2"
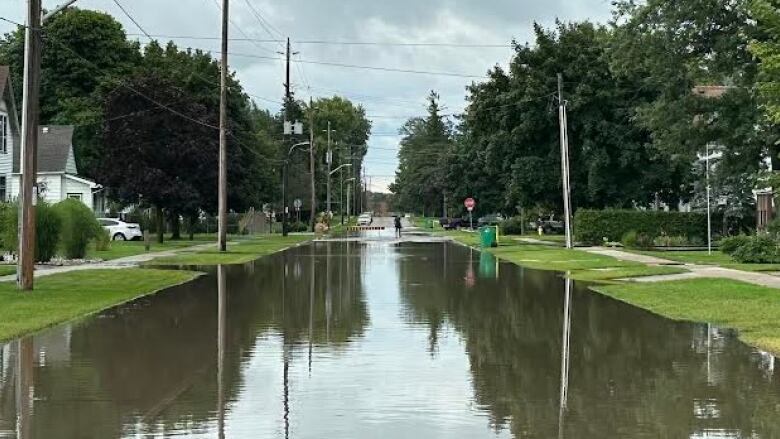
[{"x1": 394, "y1": 215, "x2": 402, "y2": 238}]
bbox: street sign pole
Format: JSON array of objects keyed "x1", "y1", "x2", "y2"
[{"x1": 464, "y1": 198, "x2": 476, "y2": 230}]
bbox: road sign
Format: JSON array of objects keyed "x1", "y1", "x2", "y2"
[
  {"x1": 464, "y1": 197, "x2": 476, "y2": 212},
  {"x1": 293, "y1": 199, "x2": 302, "y2": 210}
]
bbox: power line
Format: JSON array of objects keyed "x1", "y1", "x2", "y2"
[{"x1": 124, "y1": 33, "x2": 511, "y2": 48}]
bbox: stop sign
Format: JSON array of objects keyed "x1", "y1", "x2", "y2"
[{"x1": 464, "y1": 198, "x2": 476, "y2": 211}]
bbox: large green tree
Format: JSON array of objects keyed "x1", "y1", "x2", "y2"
[
  {"x1": 390, "y1": 91, "x2": 453, "y2": 216},
  {"x1": 0, "y1": 7, "x2": 141, "y2": 177},
  {"x1": 750, "y1": 0, "x2": 780, "y2": 123},
  {"x1": 447, "y1": 22, "x2": 688, "y2": 218}
]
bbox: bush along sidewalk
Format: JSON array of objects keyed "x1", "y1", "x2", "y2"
[{"x1": 575, "y1": 209, "x2": 707, "y2": 245}]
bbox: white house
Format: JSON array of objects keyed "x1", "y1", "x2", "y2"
[{"x1": 0, "y1": 66, "x2": 104, "y2": 212}]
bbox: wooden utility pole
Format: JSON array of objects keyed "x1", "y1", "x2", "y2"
[
  {"x1": 217, "y1": 0, "x2": 229, "y2": 252},
  {"x1": 281, "y1": 37, "x2": 295, "y2": 236},
  {"x1": 326, "y1": 121, "x2": 332, "y2": 213},
  {"x1": 18, "y1": 0, "x2": 43, "y2": 290},
  {"x1": 557, "y1": 73, "x2": 573, "y2": 249},
  {"x1": 308, "y1": 98, "x2": 316, "y2": 232}
]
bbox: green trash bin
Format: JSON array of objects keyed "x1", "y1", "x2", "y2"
[{"x1": 480, "y1": 226, "x2": 497, "y2": 248}]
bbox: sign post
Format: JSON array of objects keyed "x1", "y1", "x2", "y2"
[
  {"x1": 464, "y1": 198, "x2": 476, "y2": 230},
  {"x1": 294, "y1": 198, "x2": 302, "y2": 224}
]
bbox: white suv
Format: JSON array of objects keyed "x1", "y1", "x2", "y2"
[
  {"x1": 98, "y1": 218, "x2": 143, "y2": 241},
  {"x1": 357, "y1": 213, "x2": 373, "y2": 226}
]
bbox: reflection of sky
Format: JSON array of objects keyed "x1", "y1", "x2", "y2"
[{"x1": 215, "y1": 242, "x2": 509, "y2": 438}]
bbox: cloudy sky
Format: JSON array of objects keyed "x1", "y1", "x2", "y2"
[{"x1": 0, "y1": 0, "x2": 612, "y2": 192}]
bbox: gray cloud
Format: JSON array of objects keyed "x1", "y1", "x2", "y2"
[{"x1": 0, "y1": 0, "x2": 612, "y2": 191}]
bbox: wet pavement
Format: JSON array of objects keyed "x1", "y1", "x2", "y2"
[{"x1": 1, "y1": 232, "x2": 780, "y2": 438}]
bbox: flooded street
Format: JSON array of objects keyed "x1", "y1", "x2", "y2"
[{"x1": 1, "y1": 236, "x2": 780, "y2": 438}]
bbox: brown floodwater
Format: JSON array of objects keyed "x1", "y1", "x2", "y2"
[{"x1": 1, "y1": 239, "x2": 779, "y2": 438}]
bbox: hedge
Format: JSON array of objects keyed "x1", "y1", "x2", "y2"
[{"x1": 574, "y1": 209, "x2": 708, "y2": 245}]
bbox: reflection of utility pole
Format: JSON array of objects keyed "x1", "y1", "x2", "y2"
[
  {"x1": 16, "y1": 337, "x2": 34, "y2": 439},
  {"x1": 557, "y1": 73, "x2": 573, "y2": 250},
  {"x1": 216, "y1": 265, "x2": 227, "y2": 439},
  {"x1": 308, "y1": 245, "x2": 314, "y2": 375},
  {"x1": 558, "y1": 277, "x2": 573, "y2": 439}
]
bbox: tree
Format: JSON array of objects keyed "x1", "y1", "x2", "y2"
[
  {"x1": 98, "y1": 72, "x2": 218, "y2": 243},
  {"x1": 446, "y1": 22, "x2": 688, "y2": 219},
  {"x1": 0, "y1": 7, "x2": 141, "y2": 177},
  {"x1": 390, "y1": 91, "x2": 453, "y2": 215},
  {"x1": 750, "y1": 0, "x2": 780, "y2": 123}
]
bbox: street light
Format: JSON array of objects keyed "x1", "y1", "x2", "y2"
[
  {"x1": 329, "y1": 163, "x2": 351, "y2": 221},
  {"x1": 344, "y1": 177, "x2": 356, "y2": 225},
  {"x1": 283, "y1": 141, "x2": 311, "y2": 237},
  {"x1": 699, "y1": 143, "x2": 722, "y2": 255}
]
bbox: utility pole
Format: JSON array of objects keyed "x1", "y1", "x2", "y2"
[
  {"x1": 326, "y1": 121, "x2": 332, "y2": 214},
  {"x1": 557, "y1": 73, "x2": 573, "y2": 249},
  {"x1": 217, "y1": 0, "x2": 229, "y2": 252},
  {"x1": 279, "y1": 37, "x2": 297, "y2": 236},
  {"x1": 308, "y1": 98, "x2": 316, "y2": 232},
  {"x1": 18, "y1": 0, "x2": 43, "y2": 290}
]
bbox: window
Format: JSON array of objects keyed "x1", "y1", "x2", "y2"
[
  {"x1": 67, "y1": 193, "x2": 82, "y2": 201},
  {"x1": 98, "y1": 219, "x2": 117, "y2": 227},
  {"x1": 0, "y1": 114, "x2": 7, "y2": 154},
  {"x1": 0, "y1": 177, "x2": 5, "y2": 201}
]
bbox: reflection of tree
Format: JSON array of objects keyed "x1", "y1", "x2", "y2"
[
  {"x1": 399, "y1": 242, "x2": 780, "y2": 438},
  {"x1": 0, "y1": 241, "x2": 369, "y2": 438}
]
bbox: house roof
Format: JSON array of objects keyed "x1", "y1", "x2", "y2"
[
  {"x1": 693, "y1": 85, "x2": 732, "y2": 98},
  {"x1": 12, "y1": 125, "x2": 76, "y2": 173}
]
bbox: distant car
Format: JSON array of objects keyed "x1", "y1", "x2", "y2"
[
  {"x1": 478, "y1": 213, "x2": 505, "y2": 226},
  {"x1": 357, "y1": 213, "x2": 373, "y2": 226},
  {"x1": 98, "y1": 218, "x2": 143, "y2": 241},
  {"x1": 439, "y1": 217, "x2": 464, "y2": 230}
]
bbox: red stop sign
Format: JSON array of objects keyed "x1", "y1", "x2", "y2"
[{"x1": 464, "y1": 198, "x2": 476, "y2": 211}]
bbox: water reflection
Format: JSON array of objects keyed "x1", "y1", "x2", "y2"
[{"x1": 0, "y1": 241, "x2": 778, "y2": 438}]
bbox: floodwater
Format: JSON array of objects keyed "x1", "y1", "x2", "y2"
[{"x1": 1, "y1": 237, "x2": 780, "y2": 438}]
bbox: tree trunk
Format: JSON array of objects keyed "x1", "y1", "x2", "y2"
[
  {"x1": 156, "y1": 205, "x2": 165, "y2": 244},
  {"x1": 189, "y1": 214, "x2": 196, "y2": 241},
  {"x1": 171, "y1": 210, "x2": 181, "y2": 240}
]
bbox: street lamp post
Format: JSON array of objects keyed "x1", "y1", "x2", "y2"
[
  {"x1": 283, "y1": 141, "x2": 311, "y2": 237},
  {"x1": 345, "y1": 177, "x2": 356, "y2": 225},
  {"x1": 328, "y1": 163, "x2": 351, "y2": 224}
]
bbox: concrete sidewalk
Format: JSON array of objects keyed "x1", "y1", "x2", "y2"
[
  {"x1": 582, "y1": 246, "x2": 780, "y2": 289},
  {"x1": 0, "y1": 241, "x2": 220, "y2": 283}
]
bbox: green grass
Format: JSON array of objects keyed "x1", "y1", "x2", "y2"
[
  {"x1": 0, "y1": 265, "x2": 16, "y2": 276},
  {"x1": 595, "y1": 278, "x2": 780, "y2": 354},
  {"x1": 0, "y1": 268, "x2": 200, "y2": 342},
  {"x1": 443, "y1": 231, "x2": 683, "y2": 281},
  {"x1": 86, "y1": 239, "x2": 212, "y2": 261},
  {"x1": 568, "y1": 265, "x2": 688, "y2": 282},
  {"x1": 631, "y1": 250, "x2": 780, "y2": 272},
  {"x1": 147, "y1": 234, "x2": 311, "y2": 265}
]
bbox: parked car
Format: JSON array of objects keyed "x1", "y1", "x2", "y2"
[
  {"x1": 439, "y1": 217, "x2": 464, "y2": 230},
  {"x1": 357, "y1": 213, "x2": 373, "y2": 226},
  {"x1": 98, "y1": 218, "x2": 143, "y2": 241},
  {"x1": 478, "y1": 213, "x2": 505, "y2": 226}
]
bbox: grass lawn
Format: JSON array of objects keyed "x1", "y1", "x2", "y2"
[
  {"x1": 147, "y1": 234, "x2": 311, "y2": 265},
  {"x1": 595, "y1": 278, "x2": 780, "y2": 354},
  {"x1": 0, "y1": 265, "x2": 15, "y2": 276},
  {"x1": 0, "y1": 268, "x2": 200, "y2": 342},
  {"x1": 631, "y1": 250, "x2": 780, "y2": 272},
  {"x1": 443, "y1": 231, "x2": 686, "y2": 281},
  {"x1": 86, "y1": 239, "x2": 212, "y2": 261}
]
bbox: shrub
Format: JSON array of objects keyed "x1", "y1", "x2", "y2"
[
  {"x1": 621, "y1": 230, "x2": 655, "y2": 249},
  {"x1": 720, "y1": 235, "x2": 752, "y2": 255},
  {"x1": 94, "y1": 227, "x2": 111, "y2": 252},
  {"x1": 732, "y1": 235, "x2": 780, "y2": 263},
  {"x1": 55, "y1": 199, "x2": 101, "y2": 259},
  {"x1": 35, "y1": 203, "x2": 62, "y2": 262},
  {"x1": 500, "y1": 216, "x2": 524, "y2": 235},
  {"x1": 574, "y1": 209, "x2": 707, "y2": 245},
  {"x1": 653, "y1": 235, "x2": 690, "y2": 247},
  {"x1": 0, "y1": 202, "x2": 61, "y2": 262},
  {"x1": 289, "y1": 221, "x2": 309, "y2": 233}
]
